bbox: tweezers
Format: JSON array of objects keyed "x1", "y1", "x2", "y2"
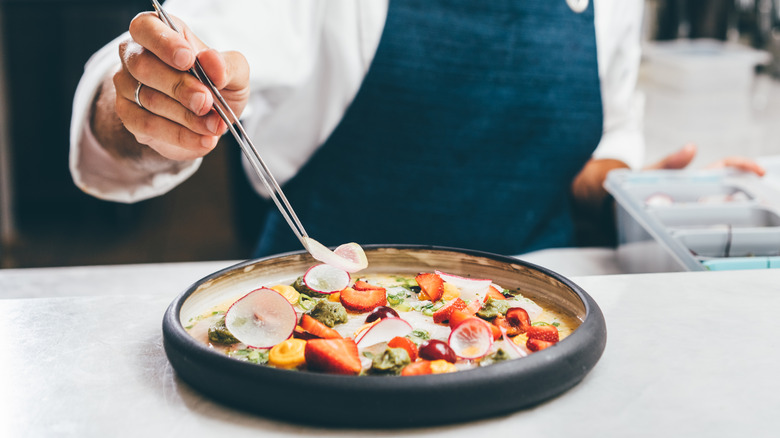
[{"x1": 150, "y1": 0, "x2": 309, "y2": 247}]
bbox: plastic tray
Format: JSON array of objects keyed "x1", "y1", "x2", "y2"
[{"x1": 605, "y1": 165, "x2": 780, "y2": 272}]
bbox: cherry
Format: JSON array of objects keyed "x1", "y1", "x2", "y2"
[
  {"x1": 418, "y1": 339, "x2": 457, "y2": 363},
  {"x1": 365, "y1": 306, "x2": 400, "y2": 323}
]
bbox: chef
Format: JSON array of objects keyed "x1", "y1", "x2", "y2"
[{"x1": 69, "y1": 0, "x2": 762, "y2": 257}]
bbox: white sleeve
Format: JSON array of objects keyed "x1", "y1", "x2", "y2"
[
  {"x1": 593, "y1": 0, "x2": 645, "y2": 170},
  {"x1": 69, "y1": 32, "x2": 201, "y2": 203},
  {"x1": 69, "y1": 0, "x2": 349, "y2": 203}
]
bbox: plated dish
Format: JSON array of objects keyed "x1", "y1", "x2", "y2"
[{"x1": 162, "y1": 245, "x2": 606, "y2": 427}]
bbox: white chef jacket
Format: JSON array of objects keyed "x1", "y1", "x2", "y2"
[{"x1": 69, "y1": 0, "x2": 645, "y2": 203}]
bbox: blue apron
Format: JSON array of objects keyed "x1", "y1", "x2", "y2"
[{"x1": 255, "y1": 0, "x2": 603, "y2": 257}]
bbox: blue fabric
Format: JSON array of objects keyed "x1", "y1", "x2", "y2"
[{"x1": 255, "y1": 0, "x2": 603, "y2": 257}]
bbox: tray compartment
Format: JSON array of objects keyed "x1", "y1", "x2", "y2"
[{"x1": 651, "y1": 205, "x2": 780, "y2": 229}]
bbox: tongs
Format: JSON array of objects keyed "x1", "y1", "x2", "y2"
[{"x1": 150, "y1": 0, "x2": 309, "y2": 248}]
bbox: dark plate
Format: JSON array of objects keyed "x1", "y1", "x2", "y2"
[{"x1": 162, "y1": 245, "x2": 606, "y2": 427}]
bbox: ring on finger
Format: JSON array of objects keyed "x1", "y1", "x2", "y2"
[{"x1": 134, "y1": 82, "x2": 145, "y2": 110}]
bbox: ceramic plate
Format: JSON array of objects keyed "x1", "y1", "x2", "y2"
[{"x1": 162, "y1": 245, "x2": 606, "y2": 427}]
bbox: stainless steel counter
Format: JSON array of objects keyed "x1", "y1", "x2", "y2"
[{"x1": 2, "y1": 255, "x2": 779, "y2": 437}]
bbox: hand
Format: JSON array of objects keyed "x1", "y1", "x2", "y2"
[
  {"x1": 102, "y1": 12, "x2": 249, "y2": 161},
  {"x1": 644, "y1": 143, "x2": 766, "y2": 176}
]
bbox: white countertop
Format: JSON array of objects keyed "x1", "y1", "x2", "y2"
[{"x1": 2, "y1": 254, "x2": 779, "y2": 437}]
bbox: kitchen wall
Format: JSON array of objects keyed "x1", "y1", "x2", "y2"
[{"x1": 0, "y1": 0, "x2": 255, "y2": 268}]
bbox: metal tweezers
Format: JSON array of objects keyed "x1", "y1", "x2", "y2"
[{"x1": 150, "y1": 0, "x2": 309, "y2": 247}]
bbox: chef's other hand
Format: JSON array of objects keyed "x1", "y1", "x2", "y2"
[
  {"x1": 644, "y1": 143, "x2": 766, "y2": 176},
  {"x1": 94, "y1": 12, "x2": 249, "y2": 162}
]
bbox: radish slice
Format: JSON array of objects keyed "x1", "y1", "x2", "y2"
[
  {"x1": 304, "y1": 238, "x2": 368, "y2": 273},
  {"x1": 225, "y1": 288, "x2": 297, "y2": 348},
  {"x1": 303, "y1": 264, "x2": 350, "y2": 294},
  {"x1": 435, "y1": 271, "x2": 492, "y2": 301},
  {"x1": 448, "y1": 317, "x2": 494, "y2": 359},
  {"x1": 499, "y1": 326, "x2": 529, "y2": 358},
  {"x1": 355, "y1": 317, "x2": 412, "y2": 348}
]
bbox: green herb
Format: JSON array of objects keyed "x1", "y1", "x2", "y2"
[
  {"x1": 292, "y1": 276, "x2": 329, "y2": 298},
  {"x1": 370, "y1": 347, "x2": 411, "y2": 375},
  {"x1": 408, "y1": 329, "x2": 431, "y2": 342},
  {"x1": 552, "y1": 322, "x2": 560, "y2": 327},
  {"x1": 308, "y1": 300, "x2": 348, "y2": 327},
  {"x1": 532, "y1": 321, "x2": 550, "y2": 326},
  {"x1": 387, "y1": 291, "x2": 405, "y2": 306},
  {"x1": 207, "y1": 315, "x2": 240, "y2": 344},
  {"x1": 391, "y1": 276, "x2": 418, "y2": 289},
  {"x1": 395, "y1": 302, "x2": 412, "y2": 312},
  {"x1": 477, "y1": 297, "x2": 511, "y2": 319},
  {"x1": 480, "y1": 349, "x2": 510, "y2": 366},
  {"x1": 229, "y1": 348, "x2": 269, "y2": 365},
  {"x1": 298, "y1": 295, "x2": 318, "y2": 311}
]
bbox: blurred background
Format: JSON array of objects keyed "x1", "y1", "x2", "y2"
[{"x1": 2, "y1": 0, "x2": 780, "y2": 268}]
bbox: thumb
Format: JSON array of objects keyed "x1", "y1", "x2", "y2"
[
  {"x1": 644, "y1": 143, "x2": 697, "y2": 170},
  {"x1": 197, "y1": 49, "x2": 250, "y2": 91}
]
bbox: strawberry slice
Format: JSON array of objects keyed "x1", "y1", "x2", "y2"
[
  {"x1": 526, "y1": 324, "x2": 559, "y2": 343},
  {"x1": 299, "y1": 314, "x2": 342, "y2": 339},
  {"x1": 401, "y1": 360, "x2": 433, "y2": 376},
  {"x1": 387, "y1": 336, "x2": 419, "y2": 361},
  {"x1": 304, "y1": 338, "x2": 362, "y2": 375},
  {"x1": 505, "y1": 307, "x2": 532, "y2": 334},
  {"x1": 415, "y1": 273, "x2": 444, "y2": 302},
  {"x1": 527, "y1": 338, "x2": 556, "y2": 352},
  {"x1": 448, "y1": 309, "x2": 471, "y2": 329},
  {"x1": 449, "y1": 299, "x2": 482, "y2": 329},
  {"x1": 340, "y1": 286, "x2": 387, "y2": 312},
  {"x1": 483, "y1": 285, "x2": 506, "y2": 302},
  {"x1": 353, "y1": 280, "x2": 384, "y2": 291},
  {"x1": 432, "y1": 298, "x2": 467, "y2": 324},
  {"x1": 492, "y1": 315, "x2": 520, "y2": 337}
]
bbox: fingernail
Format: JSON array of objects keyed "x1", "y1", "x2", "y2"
[
  {"x1": 201, "y1": 136, "x2": 215, "y2": 149},
  {"x1": 206, "y1": 115, "x2": 219, "y2": 134},
  {"x1": 173, "y1": 48, "x2": 192, "y2": 69},
  {"x1": 190, "y1": 92, "x2": 207, "y2": 114}
]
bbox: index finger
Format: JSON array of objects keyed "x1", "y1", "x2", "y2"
[{"x1": 128, "y1": 12, "x2": 207, "y2": 71}]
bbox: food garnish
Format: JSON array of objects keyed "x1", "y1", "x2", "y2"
[
  {"x1": 224, "y1": 288, "x2": 297, "y2": 348},
  {"x1": 304, "y1": 238, "x2": 368, "y2": 273},
  {"x1": 190, "y1": 266, "x2": 572, "y2": 376},
  {"x1": 303, "y1": 264, "x2": 350, "y2": 294},
  {"x1": 448, "y1": 317, "x2": 494, "y2": 359},
  {"x1": 355, "y1": 317, "x2": 413, "y2": 348}
]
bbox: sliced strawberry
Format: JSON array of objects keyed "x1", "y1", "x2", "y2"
[
  {"x1": 506, "y1": 307, "x2": 532, "y2": 334},
  {"x1": 387, "y1": 336, "x2": 419, "y2": 362},
  {"x1": 448, "y1": 309, "x2": 471, "y2": 329},
  {"x1": 464, "y1": 299, "x2": 482, "y2": 315},
  {"x1": 493, "y1": 315, "x2": 521, "y2": 337},
  {"x1": 401, "y1": 360, "x2": 433, "y2": 376},
  {"x1": 449, "y1": 300, "x2": 482, "y2": 329},
  {"x1": 340, "y1": 286, "x2": 387, "y2": 312},
  {"x1": 488, "y1": 322, "x2": 502, "y2": 340},
  {"x1": 483, "y1": 285, "x2": 506, "y2": 302},
  {"x1": 299, "y1": 314, "x2": 342, "y2": 339},
  {"x1": 293, "y1": 325, "x2": 318, "y2": 340},
  {"x1": 415, "y1": 273, "x2": 444, "y2": 302},
  {"x1": 432, "y1": 298, "x2": 467, "y2": 324},
  {"x1": 527, "y1": 338, "x2": 556, "y2": 352},
  {"x1": 353, "y1": 280, "x2": 384, "y2": 291},
  {"x1": 304, "y1": 338, "x2": 361, "y2": 375},
  {"x1": 526, "y1": 324, "x2": 559, "y2": 343}
]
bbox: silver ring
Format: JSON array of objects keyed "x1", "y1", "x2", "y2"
[{"x1": 134, "y1": 82, "x2": 145, "y2": 110}]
